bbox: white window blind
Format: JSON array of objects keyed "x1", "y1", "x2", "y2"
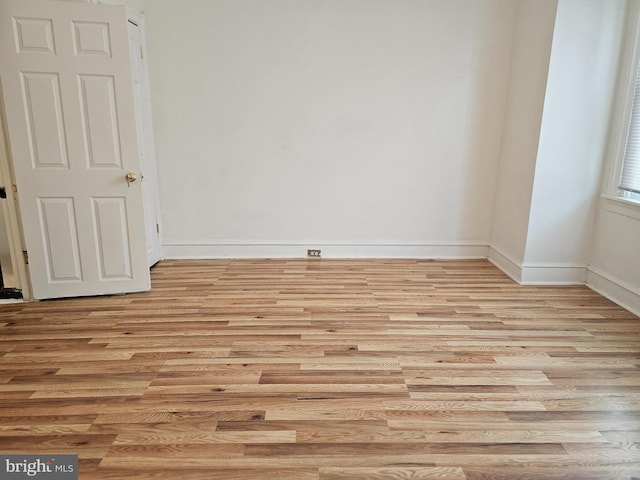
[{"x1": 620, "y1": 62, "x2": 640, "y2": 195}]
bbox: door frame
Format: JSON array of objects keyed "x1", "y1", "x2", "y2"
[
  {"x1": 126, "y1": 13, "x2": 163, "y2": 267},
  {"x1": 99, "y1": 0, "x2": 163, "y2": 267},
  {"x1": 0, "y1": 86, "x2": 31, "y2": 300}
]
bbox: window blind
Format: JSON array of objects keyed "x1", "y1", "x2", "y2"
[{"x1": 620, "y1": 62, "x2": 640, "y2": 194}]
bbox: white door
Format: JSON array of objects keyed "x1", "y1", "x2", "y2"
[
  {"x1": 128, "y1": 19, "x2": 161, "y2": 267},
  {"x1": 0, "y1": 0, "x2": 150, "y2": 299}
]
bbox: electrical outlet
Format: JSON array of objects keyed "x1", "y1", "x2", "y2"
[{"x1": 307, "y1": 249, "x2": 321, "y2": 258}]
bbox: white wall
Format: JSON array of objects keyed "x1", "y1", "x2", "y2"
[
  {"x1": 522, "y1": 0, "x2": 626, "y2": 282},
  {"x1": 143, "y1": 0, "x2": 515, "y2": 258},
  {"x1": 588, "y1": 0, "x2": 640, "y2": 316},
  {"x1": 489, "y1": 0, "x2": 629, "y2": 288},
  {"x1": 489, "y1": 0, "x2": 558, "y2": 276},
  {"x1": 121, "y1": 0, "x2": 142, "y2": 10},
  {"x1": 589, "y1": 199, "x2": 640, "y2": 315},
  {"x1": 140, "y1": 0, "x2": 640, "y2": 317}
]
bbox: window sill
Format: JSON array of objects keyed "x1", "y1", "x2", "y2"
[{"x1": 601, "y1": 194, "x2": 640, "y2": 220}]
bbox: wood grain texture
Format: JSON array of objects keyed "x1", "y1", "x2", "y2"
[{"x1": 1, "y1": 258, "x2": 640, "y2": 479}]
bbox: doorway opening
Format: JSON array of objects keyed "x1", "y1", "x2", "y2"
[
  {"x1": 0, "y1": 85, "x2": 29, "y2": 302},
  {"x1": 0, "y1": 200, "x2": 22, "y2": 300}
]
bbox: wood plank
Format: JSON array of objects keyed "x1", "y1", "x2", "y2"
[{"x1": 319, "y1": 466, "x2": 466, "y2": 480}]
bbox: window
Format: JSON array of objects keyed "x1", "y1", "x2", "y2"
[
  {"x1": 612, "y1": 2, "x2": 640, "y2": 204},
  {"x1": 620, "y1": 60, "x2": 640, "y2": 202}
]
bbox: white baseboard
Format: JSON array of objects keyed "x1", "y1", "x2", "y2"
[
  {"x1": 161, "y1": 242, "x2": 489, "y2": 260},
  {"x1": 586, "y1": 267, "x2": 640, "y2": 317},
  {"x1": 488, "y1": 247, "x2": 587, "y2": 285},
  {"x1": 520, "y1": 264, "x2": 587, "y2": 285},
  {"x1": 487, "y1": 247, "x2": 522, "y2": 283}
]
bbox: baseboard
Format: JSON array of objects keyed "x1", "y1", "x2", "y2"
[
  {"x1": 487, "y1": 247, "x2": 522, "y2": 283},
  {"x1": 586, "y1": 267, "x2": 640, "y2": 317},
  {"x1": 488, "y1": 247, "x2": 587, "y2": 285},
  {"x1": 161, "y1": 242, "x2": 490, "y2": 259},
  {"x1": 520, "y1": 264, "x2": 587, "y2": 285},
  {"x1": 487, "y1": 256, "x2": 640, "y2": 315}
]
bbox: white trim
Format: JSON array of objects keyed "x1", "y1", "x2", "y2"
[
  {"x1": 0, "y1": 86, "x2": 30, "y2": 300},
  {"x1": 0, "y1": 298, "x2": 25, "y2": 304},
  {"x1": 602, "y1": 0, "x2": 640, "y2": 195},
  {"x1": 487, "y1": 246, "x2": 522, "y2": 283},
  {"x1": 520, "y1": 263, "x2": 587, "y2": 285},
  {"x1": 162, "y1": 242, "x2": 489, "y2": 260},
  {"x1": 94, "y1": 0, "x2": 143, "y2": 24},
  {"x1": 601, "y1": 193, "x2": 640, "y2": 220},
  {"x1": 587, "y1": 266, "x2": 640, "y2": 317},
  {"x1": 488, "y1": 247, "x2": 588, "y2": 285}
]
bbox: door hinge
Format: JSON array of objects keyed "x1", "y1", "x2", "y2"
[
  {"x1": 140, "y1": 46, "x2": 144, "y2": 59},
  {"x1": 22, "y1": 250, "x2": 28, "y2": 264},
  {"x1": 156, "y1": 223, "x2": 160, "y2": 234},
  {"x1": 12, "y1": 184, "x2": 17, "y2": 194}
]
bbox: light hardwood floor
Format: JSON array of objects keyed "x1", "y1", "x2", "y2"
[{"x1": 1, "y1": 259, "x2": 640, "y2": 479}]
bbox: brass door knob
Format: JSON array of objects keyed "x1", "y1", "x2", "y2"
[{"x1": 125, "y1": 172, "x2": 137, "y2": 183}]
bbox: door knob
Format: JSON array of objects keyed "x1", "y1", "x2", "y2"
[{"x1": 125, "y1": 172, "x2": 137, "y2": 184}]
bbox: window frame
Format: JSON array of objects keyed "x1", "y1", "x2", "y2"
[{"x1": 604, "y1": 0, "x2": 640, "y2": 206}]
